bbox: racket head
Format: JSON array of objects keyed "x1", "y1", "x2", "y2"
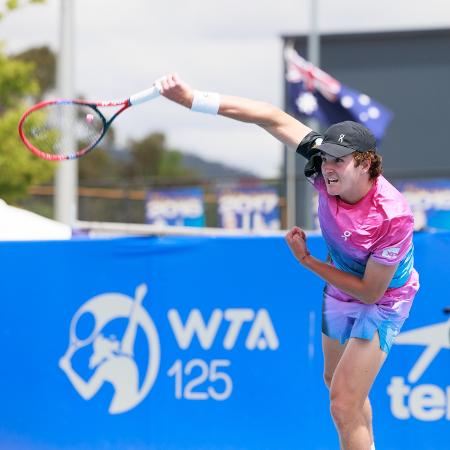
[{"x1": 18, "y1": 100, "x2": 109, "y2": 161}]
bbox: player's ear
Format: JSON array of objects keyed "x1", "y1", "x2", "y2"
[
  {"x1": 361, "y1": 159, "x2": 370, "y2": 173},
  {"x1": 356, "y1": 156, "x2": 371, "y2": 173}
]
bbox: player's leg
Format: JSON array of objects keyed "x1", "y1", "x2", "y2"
[
  {"x1": 329, "y1": 332, "x2": 386, "y2": 450},
  {"x1": 322, "y1": 334, "x2": 374, "y2": 445},
  {"x1": 322, "y1": 333, "x2": 346, "y2": 388}
]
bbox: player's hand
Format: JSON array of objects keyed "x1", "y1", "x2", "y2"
[
  {"x1": 285, "y1": 226, "x2": 310, "y2": 264},
  {"x1": 157, "y1": 73, "x2": 194, "y2": 109}
]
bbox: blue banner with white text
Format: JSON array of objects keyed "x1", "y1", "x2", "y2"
[
  {"x1": 395, "y1": 179, "x2": 450, "y2": 231},
  {"x1": 145, "y1": 187, "x2": 204, "y2": 227},
  {"x1": 217, "y1": 186, "x2": 280, "y2": 230},
  {"x1": 0, "y1": 232, "x2": 448, "y2": 449}
]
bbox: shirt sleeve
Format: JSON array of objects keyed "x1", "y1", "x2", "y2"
[
  {"x1": 370, "y1": 215, "x2": 414, "y2": 266},
  {"x1": 296, "y1": 131, "x2": 323, "y2": 178}
]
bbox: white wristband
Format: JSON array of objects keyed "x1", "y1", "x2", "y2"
[
  {"x1": 191, "y1": 90, "x2": 220, "y2": 115},
  {"x1": 313, "y1": 137, "x2": 323, "y2": 148}
]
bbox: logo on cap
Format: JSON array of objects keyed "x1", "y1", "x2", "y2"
[{"x1": 338, "y1": 134, "x2": 345, "y2": 144}]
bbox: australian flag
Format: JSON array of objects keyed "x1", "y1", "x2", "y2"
[{"x1": 284, "y1": 46, "x2": 393, "y2": 142}]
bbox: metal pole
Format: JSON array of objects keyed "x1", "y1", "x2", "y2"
[
  {"x1": 308, "y1": 0, "x2": 320, "y2": 68},
  {"x1": 284, "y1": 43, "x2": 296, "y2": 228},
  {"x1": 295, "y1": 0, "x2": 320, "y2": 229},
  {"x1": 55, "y1": 0, "x2": 77, "y2": 225}
]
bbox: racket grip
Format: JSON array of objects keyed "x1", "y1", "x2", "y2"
[{"x1": 129, "y1": 86, "x2": 160, "y2": 105}]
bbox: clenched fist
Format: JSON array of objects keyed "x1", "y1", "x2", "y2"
[
  {"x1": 157, "y1": 73, "x2": 194, "y2": 108},
  {"x1": 285, "y1": 226, "x2": 310, "y2": 264}
]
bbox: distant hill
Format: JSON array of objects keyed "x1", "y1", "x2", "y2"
[
  {"x1": 107, "y1": 146, "x2": 260, "y2": 181},
  {"x1": 181, "y1": 152, "x2": 259, "y2": 181}
]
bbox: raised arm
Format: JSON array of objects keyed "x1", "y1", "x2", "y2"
[{"x1": 158, "y1": 73, "x2": 312, "y2": 149}]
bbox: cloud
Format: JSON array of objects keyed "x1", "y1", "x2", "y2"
[
  {"x1": 167, "y1": 125, "x2": 285, "y2": 179},
  {"x1": 1, "y1": 0, "x2": 450, "y2": 177}
]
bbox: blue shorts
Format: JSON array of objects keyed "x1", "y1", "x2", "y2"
[{"x1": 321, "y1": 286, "x2": 415, "y2": 354}]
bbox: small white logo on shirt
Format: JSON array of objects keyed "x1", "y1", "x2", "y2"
[
  {"x1": 338, "y1": 134, "x2": 345, "y2": 143},
  {"x1": 381, "y1": 247, "x2": 400, "y2": 259},
  {"x1": 341, "y1": 230, "x2": 352, "y2": 241}
]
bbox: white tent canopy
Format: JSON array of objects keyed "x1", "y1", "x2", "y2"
[{"x1": 0, "y1": 199, "x2": 71, "y2": 241}]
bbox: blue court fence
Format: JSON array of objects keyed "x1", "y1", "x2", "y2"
[{"x1": 0, "y1": 231, "x2": 448, "y2": 450}]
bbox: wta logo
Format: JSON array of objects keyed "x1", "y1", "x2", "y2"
[{"x1": 59, "y1": 284, "x2": 160, "y2": 414}]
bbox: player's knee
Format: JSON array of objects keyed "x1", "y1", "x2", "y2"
[
  {"x1": 329, "y1": 391, "x2": 360, "y2": 428},
  {"x1": 330, "y1": 397, "x2": 352, "y2": 428}
]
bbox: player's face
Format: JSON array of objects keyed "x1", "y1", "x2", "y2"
[{"x1": 321, "y1": 152, "x2": 369, "y2": 202}]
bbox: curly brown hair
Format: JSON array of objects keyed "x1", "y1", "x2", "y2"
[{"x1": 353, "y1": 150, "x2": 383, "y2": 179}]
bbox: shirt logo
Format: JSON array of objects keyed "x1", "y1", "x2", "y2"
[
  {"x1": 381, "y1": 247, "x2": 400, "y2": 259},
  {"x1": 341, "y1": 230, "x2": 352, "y2": 241},
  {"x1": 338, "y1": 134, "x2": 345, "y2": 143}
]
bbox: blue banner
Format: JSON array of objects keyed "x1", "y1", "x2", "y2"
[
  {"x1": 395, "y1": 179, "x2": 450, "y2": 231},
  {"x1": 145, "y1": 187, "x2": 204, "y2": 227},
  {"x1": 217, "y1": 186, "x2": 280, "y2": 230},
  {"x1": 372, "y1": 230, "x2": 450, "y2": 449},
  {"x1": 0, "y1": 232, "x2": 448, "y2": 449}
]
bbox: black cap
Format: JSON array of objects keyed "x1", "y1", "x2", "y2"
[{"x1": 316, "y1": 121, "x2": 377, "y2": 157}]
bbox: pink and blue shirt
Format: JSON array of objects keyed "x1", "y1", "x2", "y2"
[{"x1": 311, "y1": 173, "x2": 418, "y2": 302}]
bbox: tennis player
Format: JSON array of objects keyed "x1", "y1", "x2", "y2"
[{"x1": 158, "y1": 73, "x2": 419, "y2": 450}]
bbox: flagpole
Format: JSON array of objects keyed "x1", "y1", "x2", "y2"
[
  {"x1": 285, "y1": 104, "x2": 297, "y2": 228},
  {"x1": 296, "y1": 0, "x2": 320, "y2": 230},
  {"x1": 308, "y1": 0, "x2": 320, "y2": 69},
  {"x1": 285, "y1": 0, "x2": 320, "y2": 229}
]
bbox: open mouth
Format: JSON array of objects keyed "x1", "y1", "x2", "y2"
[{"x1": 327, "y1": 178, "x2": 339, "y2": 185}]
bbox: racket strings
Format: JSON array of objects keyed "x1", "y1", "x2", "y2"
[{"x1": 21, "y1": 102, "x2": 104, "y2": 156}]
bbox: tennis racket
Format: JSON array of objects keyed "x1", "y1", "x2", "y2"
[{"x1": 18, "y1": 86, "x2": 161, "y2": 161}]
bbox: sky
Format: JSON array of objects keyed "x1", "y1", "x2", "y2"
[{"x1": 1, "y1": 0, "x2": 450, "y2": 177}]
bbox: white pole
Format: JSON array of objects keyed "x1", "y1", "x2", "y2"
[
  {"x1": 301, "y1": 0, "x2": 320, "y2": 229},
  {"x1": 286, "y1": 0, "x2": 320, "y2": 229},
  {"x1": 55, "y1": 0, "x2": 77, "y2": 225},
  {"x1": 308, "y1": 0, "x2": 320, "y2": 67}
]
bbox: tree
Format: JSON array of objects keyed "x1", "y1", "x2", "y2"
[
  {"x1": 13, "y1": 46, "x2": 56, "y2": 99},
  {"x1": 123, "y1": 132, "x2": 198, "y2": 182},
  {"x1": 78, "y1": 148, "x2": 122, "y2": 183},
  {"x1": 0, "y1": 0, "x2": 45, "y2": 20},
  {"x1": 0, "y1": 46, "x2": 54, "y2": 203}
]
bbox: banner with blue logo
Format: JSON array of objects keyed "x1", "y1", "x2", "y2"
[
  {"x1": 145, "y1": 187, "x2": 204, "y2": 227},
  {"x1": 395, "y1": 179, "x2": 450, "y2": 231},
  {"x1": 0, "y1": 231, "x2": 448, "y2": 449},
  {"x1": 372, "y1": 231, "x2": 450, "y2": 449},
  {"x1": 217, "y1": 186, "x2": 280, "y2": 230}
]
